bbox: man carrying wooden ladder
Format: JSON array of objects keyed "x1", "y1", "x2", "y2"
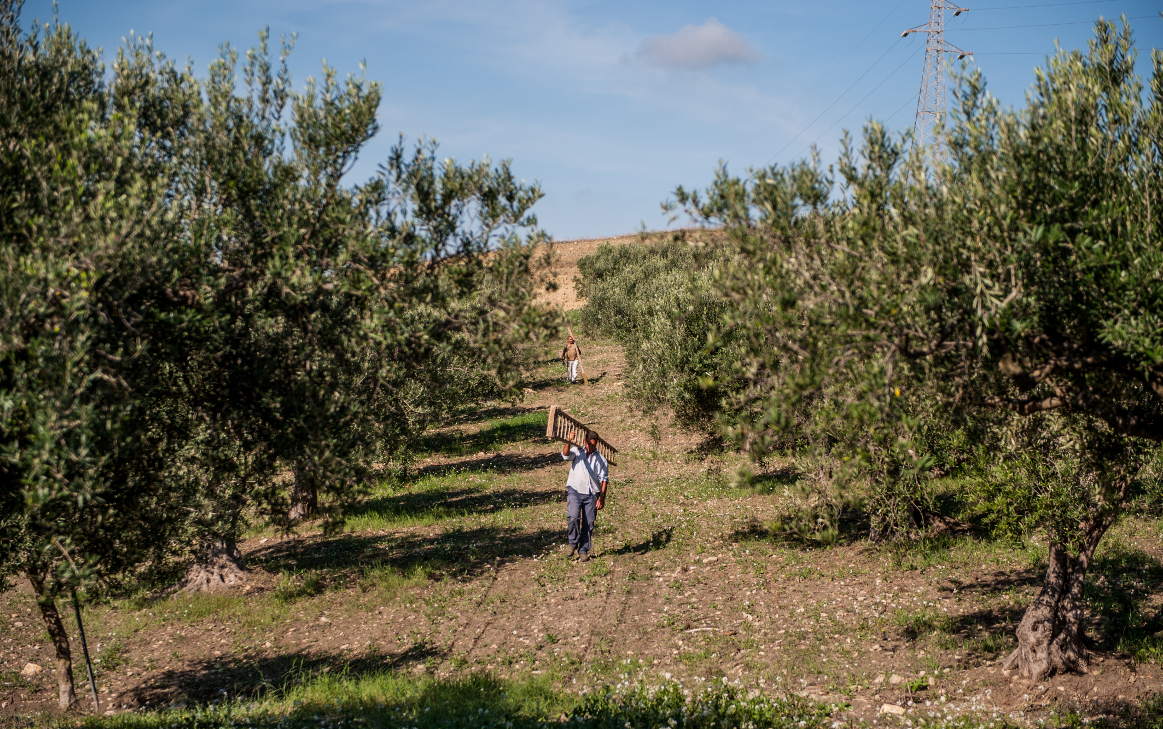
[
  {"x1": 547, "y1": 406, "x2": 616, "y2": 562},
  {"x1": 560, "y1": 431, "x2": 608, "y2": 562}
]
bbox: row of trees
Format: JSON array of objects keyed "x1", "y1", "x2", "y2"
[
  {"x1": 583, "y1": 20, "x2": 1162, "y2": 680},
  {"x1": 0, "y1": 1, "x2": 554, "y2": 709}
]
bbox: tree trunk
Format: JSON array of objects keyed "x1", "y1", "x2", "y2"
[
  {"x1": 178, "y1": 535, "x2": 248, "y2": 593},
  {"x1": 26, "y1": 568, "x2": 77, "y2": 710},
  {"x1": 1004, "y1": 525, "x2": 1107, "y2": 680},
  {"x1": 288, "y1": 465, "x2": 318, "y2": 521}
]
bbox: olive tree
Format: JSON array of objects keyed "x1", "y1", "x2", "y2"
[
  {"x1": 1, "y1": 1, "x2": 554, "y2": 707},
  {"x1": 170, "y1": 38, "x2": 553, "y2": 589},
  {"x1": 0, "y1": 3, "x2": 209, "y2": 706},
  {"x1": 678, "y1": 20, "x2": 1161, "y2": 679}
]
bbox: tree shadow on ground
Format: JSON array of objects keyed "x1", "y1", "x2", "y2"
[
  {"x1": 345, "y1": 483, "x2": 560, "y2": 525},
  {"x1": 1086, "y1": 545, "x2": 1163, "y2": 654},
  {"x1": 124, "y1": 672, "x2": 580, "y2": 728},
  {"x1": 414, "y1": 452, "x2": 560, "y2": 479},
  {"x1": 933, "y1": 546, "x2": 1163, "y2": 661},
  {"x1": 446, "y1": 404, "x2": 542, "y2": 428},
  {"x1": 897, "y1": 602, "x2": 1022, "y2": 661},
  {"x1": 523, "y1": 376, "x2": 567, "y2": 392},
  {"x1": 938, "y1": 568, "x2": 1042, "y2": 596},
  {"x1": 728, "y1": 501, "x2": 868, "y2": 550},
  {"x1": 1069, "y1": 693, "x2": 1163, "y2": 729},
  {"x1": 688, "y1": 435, "x2": 728, "y2": 459},
  {"x1": 129, "y1": 642, "x2": 443, "y2": 708},
  {"x1": 415, "y1": 415, "x2": 548, "y2": 458},
  {"x1": 745, "y1": 465, "x2": 802, "y2": 494},
  {"x1": 608, "y1": 527, "x2": 674, "y2": 556},
  {"x1": 250, "y1": 526, "x2": 561, "y2": 581},
  {"x1": 579, "y1": 371, "x2": 608, "y2": 385}
]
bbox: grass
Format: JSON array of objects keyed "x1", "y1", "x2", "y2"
[
  {"x1": 894, "y1": 606, "x2": 1016, "y2": 661},
  {"x1": 888, "y1": 533, "x2": 1043, "y2": 573},
  {"x1": 415, "y1": 411, "x2": 549, "y2": 458},
  {"x1": 343, "y1": 469, "x2": 556, "y2": 532},
  {"x1": 72, "y1": 674, "x2": 838, "y2": 729},
  {"x1": 113, "y1": 592, "x2": 293, "y2": 633}
]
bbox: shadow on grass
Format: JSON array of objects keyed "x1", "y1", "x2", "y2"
[
  {"x1": 106, "y1": 671, "x2": 849, "y2": 729},
  {"x1": 346, "y1": 483, "x2": 561, "y2": 525},
  {"x1": 446, "y1": 405, "x2": 542, "y2": 428},
  {"x1": 1072, "y1": 693, "x2": 1163, "y2": 729},
  {"x1": 938, "y1": 567, "x2": 1042, "y2": 596},
  {"x1": 414, "y1": 452, "x2": 561, "y2": 479},
  {"x1": 522, "y1": 375, "x2": 569, "y2": 391},
  {"x1": 1087, "y1": 545, "x2": 1163, "y2": 656},
  {"x1": 129, "y1": 643, "x2": 444, "y2": 708},
  {"x1": 522, "y1": 372, "x2": 609, "y2": 390},
  {"x1": 746, "y1": 465, "x2": 802, "y2": 494},
  {"x1": 250, "y1": 526, "x2": 561, "y2": 582},
  {"x1": 930, "y1": 544, "x2": 1163, "y2": 662},
  {"x1": 729, "y1": 505, "x2": 868, "y2": 550},
  {"x1": 897, "y1": 603, "x2": 1022, "y2": 660},
  {"x1": 608, "y1": 527, "x2": 674, "y2": 556},
  {"x1": 416, "y1": 413, "x2": 548, "y2": 458}
]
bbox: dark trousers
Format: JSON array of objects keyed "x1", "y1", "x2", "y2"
[{"x1": 567, "y1": 488, "x2": 597, "y2": 554}]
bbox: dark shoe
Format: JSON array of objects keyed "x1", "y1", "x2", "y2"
[
  {"x1": 578, "y1": 551, "x2": 592, "y2": 563},
  {"x1": 563, "y1": 545, "x2": 578, "y2": 559}
]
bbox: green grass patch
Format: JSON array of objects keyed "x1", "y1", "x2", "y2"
[
  {"x1": 358, "y1": 562, "x2": 436, "y2": 593},
  {"x1": 73, "y1": 674, "x2": 836, "y2": 729},
  {"x1": 1122, "y1": 633, "x2": 1163, "y2": 664},
  {"x1": 415, "y1": 411, "x2": 548, "y2": 458},
  {"x1": 121, "y1": 592, "x2": 292, "y2": 631},
  {"x1": 888, "y1": 533, "x2": 1042, "y2": 572},
  {"x1": 272, "y1": 570, "x2": 327, "y2": 603},
  {"x1": 344, "y1": 469, "x2": 551, "y2": 532}
]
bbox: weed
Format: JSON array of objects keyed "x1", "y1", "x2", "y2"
[
  {"x1": 905, "y1": 675, "x2": 930, "y2": 692},
  {"x1": 358, "y1": 562, "x2": 434, "y2": 593},
  {"x1": 1122, "y1": 634, "x2": 1163, "y2": 665},
  {"x1": 272, "y1": 570, "x2": 326, "y2": 603},
  {"x1": 581, "y1": 560, "x2": 610, "y2": 582},
  {"x1": 894, "y1": 607, "x2": 953, "y2": 640},
  {"x1": 95, "y1": 638, "x2": 128, "y2": 671}
]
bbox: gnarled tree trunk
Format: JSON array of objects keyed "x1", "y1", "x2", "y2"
[
  {"x1": 26, "y1": 568, "x2": 77, "y2": 710},
  {"x1": 1004, "y1": 521, "x2": 1109, "y2": 680},
  {"x1": 288, "y1": 465, "x2": 318, "y2": 522},
  {"x1": 179, "y1": 535, "x2": 248, "y2": 593}
]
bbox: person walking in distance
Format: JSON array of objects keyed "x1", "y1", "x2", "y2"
[
  {"x1": 561, "y1": 431, "x2": 608, "y2": 561},
  {"x1": 561, "y1": 334, "x2": 582, "y2": 384}
]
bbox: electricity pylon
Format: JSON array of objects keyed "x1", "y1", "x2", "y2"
[{"x1": 902, "y1": 1, "x2": 973, "y2": 152}]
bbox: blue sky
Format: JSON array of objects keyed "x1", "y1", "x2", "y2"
[{"x1": 21, "y1": 1, "x2": 1163, "y2": 239}]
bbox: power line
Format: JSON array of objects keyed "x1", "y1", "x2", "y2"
[
  {"x1": 769, "y1": 1, "x2": 917, "y2": 161},
  {"x1": 772, "y1": 39, "x2": 908, "y2": 159},
  {"x1": 850, "y1": 0, "x2": 914, "y2": 52},
  {"x1": 833, "y1": 44, "x2": 925, "y2": 131},
  {"x1": 887, "y1": 92, "x2": 922, "y2": 126},
  {"x1": 957, "y1": 13, "x2": 1159, "y2": 30}
]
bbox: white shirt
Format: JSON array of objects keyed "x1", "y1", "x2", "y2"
[{"x1": 563, "y1": 445, "x2": 608, "y2": 495}]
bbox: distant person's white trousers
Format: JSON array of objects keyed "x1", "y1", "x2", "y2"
[{"x1": 567, "y1": 359, "x2": 579, "y2": 383}]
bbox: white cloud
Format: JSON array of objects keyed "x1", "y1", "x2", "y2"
[{"x1": 637, "y1": 18, "x2": 760, "y2": 70}]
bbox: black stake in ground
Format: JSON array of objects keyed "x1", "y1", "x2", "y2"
[{"x1": 71, "y1": 590, "x2": 99, "y2": 712}]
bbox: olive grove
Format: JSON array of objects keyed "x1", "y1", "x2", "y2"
[
  {"x1": 661, "y1": 20, "x2": 1161, "y2": 680},
  {"x1": 0, "y1": 1, "x2": 553, "y2": 707}
]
